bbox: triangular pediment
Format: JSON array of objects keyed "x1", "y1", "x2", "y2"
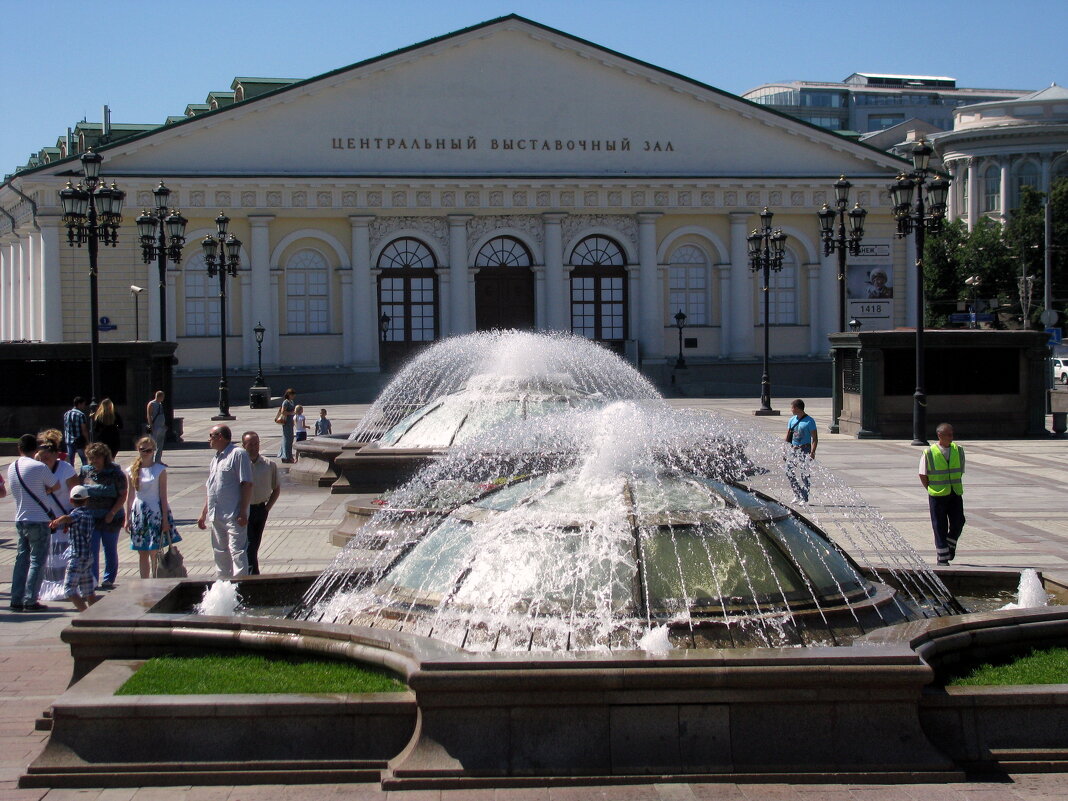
[{"x1": 33, "y1": 16, "x2": 907, "y2": 180}]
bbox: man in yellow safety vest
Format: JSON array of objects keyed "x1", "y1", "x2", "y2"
[{"x1": 918, "y1": 422, "x2": 965, "y2": 566}]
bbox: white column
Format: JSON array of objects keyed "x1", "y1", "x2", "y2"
[
  {"x1": 806, "y1": 263, "x2": 821, "y2": 354},
  {"x1": 147, "y1": 258, "x2": 161, "y2": 342},
  {"x1": 340, "y1": 269, "x2": 354, "y2": 364},
  {"x1": 39, "y1": 221, "x2": 63, "y2": 342},
  {"x1": 18, "y1": 236, "x2": 29, "y2": 340},
  {"x1": 6, "y1": 238, "x2": 19, "y2": 340},
  {"x1": 27, "y1": 231, "x2": 40, "y2": 340},
  {"x1": 999, "y1": 158, "x2": 1011, "y2": 221},
  {"x1": 448, "y1": 215, "x2": 472, "y2": 336},
  {"x1": 717, "y1": 264, "x2": 731, "y2": 358},
  {"x1": 1040, "y1": 154, "x2": 1052, "y2": 194},
  {"x1": 533, "y1": 265, "x2": 547, "y2": 329},
  {"x1": 165, "y1": 271, "x2": 177, "y2": 342},
  {"x1": 728, "y1": 212, "x2": 754, "y2": 358},
  {"x1": 349, "y1": 215, "x2": 375, "y2": 365},
  {"x1": 820, "y1": 247, "x2": 839, "y2": 342},
  {"x1": 240, "y1": 272, "x2": 254, "y2": 367},
  {"x1": 267, "y1": 271, "x2": 281, "y2": 368},
  {"x1": 0, "y1": 237, "x2": 8, "y2": 340},
  {"x1": 967, "y1": 159, "x2": 979, "y2": 231},
  {"x1": 248, "y1": 215, "x2": 274, "y2": 367},
  {"x1": 542, "y1": 213, "x2": 566, "y2": 330},
  {"x1": 946, "y1": 161, "x2": 959, "y2": 221},
  {"x1": 636, "y1": 212, "x2": 663, "y2": 360},
  {"x1": 904, "y1": 233, "x2": 918, "y2": 327},
  {"x1": 436, "y1": 267, "x2": 452, "y2": 337},
  {"x1": 626, "y1": 265, "x2": 640, "y2": 348}
]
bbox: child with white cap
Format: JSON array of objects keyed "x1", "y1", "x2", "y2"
[{"x1": 50, "y1": 485, "x2": 100, "y2": 610}]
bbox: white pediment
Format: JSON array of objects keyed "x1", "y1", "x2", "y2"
[{"x1": 43, "y1": 18, "x2": 907, "y2": 179}]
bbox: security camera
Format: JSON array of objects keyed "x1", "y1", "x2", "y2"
[{"x1": 130, "y1": 285, "x2": 145, "y2": 293}]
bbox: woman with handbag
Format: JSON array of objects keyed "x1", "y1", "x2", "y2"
[
  {"x1": 124, "y1": 436, "x2": 181, "y2": 578},
  {"x1": 80, "y1": 442, "x2": 128, "y2": 589}
]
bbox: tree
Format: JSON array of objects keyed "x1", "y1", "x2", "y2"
[{"x1": 1004, "y1": 178, "x2": 1068, "y2": 328}]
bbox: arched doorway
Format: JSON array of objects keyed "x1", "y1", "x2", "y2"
[
  {"x1": 570, "y1": 235, "x2": 627, "y2": 351},
  {"x1": 474, "y1": 236, "x2": 535, "y2": 330},
  {"x1": 377, "y1": 237, "x2": 438, "y2": 369}
]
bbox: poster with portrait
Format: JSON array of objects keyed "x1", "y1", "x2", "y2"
[{"x1": 846, "y1": 241, "x2": 894, "y2": 329}]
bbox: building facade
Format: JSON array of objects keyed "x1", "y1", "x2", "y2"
[
  {"x1": 931, "y1": 85, "x2": 1068, "y2": 228},
  {"x1": 1, "y1": 16, "x2": 919, "y2": 394},
  {"x1": 743, "y1": 74, "x2": 1028, "y2": 135}
]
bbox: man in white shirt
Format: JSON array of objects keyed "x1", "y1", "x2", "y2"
[
  {"x1": 197, "y1": 425, "x2": 253, "y2": 578},
  {"x1": 7, "y1": 434, "x2": 61, "y2": 611},
  {"x1": 241, "y1": 431, "x2": 280, "y2": 575}
]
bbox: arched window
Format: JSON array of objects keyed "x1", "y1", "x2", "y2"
[
  {"x1": 1053, "y1": 158, "x2": 1068, "y2": 184},
  {"x1": 182, "y1": 254, "x2": 222, "y2": 336},
  {"x1": 474, "y1": 236, "x2": 532, "y2": 268},
  {"x1": 1014, "y1": 162, "x2": 1040, "y2": 207},
  {"x1": 982, "y1": 166, "x2": 1001, "y2": 212},
  {"x1": 668, "y1": 245, "x2": 710, "y2": 325},
  {"x1": 570, "y1": 236, "x2": 627, "y2": 342},
  {"x1": 285, "y1": 249, "x2": 330, "y2": 334},
  {"x1": 759, "y1": 249, "x2": 798, "y2": 325},
  {"x1": 378, "y1": 238, "x2": 438, "y2": 343}
]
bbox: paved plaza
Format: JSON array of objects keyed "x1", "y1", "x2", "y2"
[{"x1": 2, "y1": 397, "x2": 1067, "y2": 800}]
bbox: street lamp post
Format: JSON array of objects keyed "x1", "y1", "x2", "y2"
[
  {"x1": 130, "y1": 286, "x2": 145, "y2": 340},
  {"x1": 379, "y1": 313, "x2": 391, "y2": 342},
  {"x1": 59, "y1": 150, "x2": 125, "y2": 440},
  {"x1": 253, "y1": 322, "x2": 266, "y2": 386},
  {"x1": 674, "y1": 309, "x2": 688, "y2": 370},
  {"x1": 201, "y1": 212, "x2": 242, "y2": 421},
  {"x1": 748, "y1": 208, "x2": 788, "y2": 416},
  {"x1": 818, "y1": 176, "x2": 868, "y2": 433},
  {"x1": 888, "y1": 139, "x2": 950, "y2": 446},
  {"x1": 135, "y1": 183, "x2": 187, "y2": 343}
]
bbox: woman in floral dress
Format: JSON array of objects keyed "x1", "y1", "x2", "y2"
[{"x1": 124, "y1": 436, "x2": 181, "y2": 578}]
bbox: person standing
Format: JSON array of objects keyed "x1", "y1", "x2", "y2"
[
  {"x1": 146, "y1": 390, "x2": 167, "y2": 464},
  {"x1": 7, "y1": 434, "x2": 61, "y2": 611},
  {"x1": 314, "y1": 409, "x2": 332, "y2": 436},
  {"x1": 34, "y1": 431, "x2": 79, "y2": 602},
  {"x1": 80, "y1": 442, "x2": 128, "y2": 590},
  {"x1": 241, "y1": 431, "x2": 280, "y2": 575},
  {"x1": 92, "y1": 398, "x2": 123, "y2": 458},
  {"x1": 919, "y1": 422, "x2": 966, "y2": 566},
  {"x1": 63, "y1": 397, "x2": 90, "y2": 466},
  {"x1": 277, "y1": 388, "x2": 296, "y2": 463},
  {"x1": 784, "y1": 399, "x2": 818, "y2": 503},
  {"x1": 125, "y1": 436, "x2": 181, "y2": 578},
  {"x1": 198, "y1": 425, "x2": 253, "y2": 578}
]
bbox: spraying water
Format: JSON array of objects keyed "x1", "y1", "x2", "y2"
[
  {"x1": 195, "y1": 580, "x2": 242, "y2": 616},
  {"x1": 999, "y1": 569, "x2": 1050, "y2": 610}
]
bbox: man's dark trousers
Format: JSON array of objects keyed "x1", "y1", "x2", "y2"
[{"x1": 929, "y1": 492, "x2": 965, "y2": 561}]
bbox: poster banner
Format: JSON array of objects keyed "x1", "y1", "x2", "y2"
[{"x1": 846, "y1": 240, "x2": 893, "y2": 329}]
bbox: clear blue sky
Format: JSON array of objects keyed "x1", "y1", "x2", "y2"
[{"x1": 2, "y1": 0, "x2": 1064, "y2": 175}]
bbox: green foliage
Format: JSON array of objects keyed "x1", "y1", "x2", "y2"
[
  {"x1": 922, "y1": 219, "x2": 968, "y2": 328},
  {"x1": 946, "y1": 646, "x2": 1068, "y2": 687},
  {"x1": 116, "y1": 653, "x2": 407, "y2": 695}
]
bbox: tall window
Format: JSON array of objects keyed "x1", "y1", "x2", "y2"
[
  {"x1": 668, "y1": 245, "x2": 709, "y2": 325},
  {"x1": 378, "y1": 238, "x2": 437, "y2": 342},
  {"x1": 570, "y1": 236, "x2": 627, "y2": 342},
  {"x1": 758, "y1": 250, "x2": 798, "y2": 325},
  {"x1": 182, "y1": 254, "x2": 221, "y2": 336},
  {"x1": 474, "y1": 236, "x2": 532, "y2": 268},
  {"x1": 285, "y1": 249, "x2": 330, "y2": 334},
  {"x1": 1014, "y1": 162, "x2": 1040, "y2": 207},
  {"x1": 982, "y1": 166, "x2": 1001, "y2": 212}
]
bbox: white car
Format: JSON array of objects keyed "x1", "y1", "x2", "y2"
[{"x1": 1054, "y1": 358, "x2": 1068, "y2": 385}]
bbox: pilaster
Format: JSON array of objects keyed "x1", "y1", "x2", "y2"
[
  {"x1": 967, "y1": 159, "x2": 979, "y2": 231},
  {"x1": 249, "y1": 215, "x2": 276, "y2": 367},
  {"x1": 729, "y1": 212, "x2": 754, "y2": 358},
  {"x1": 542, "y1": 213, "x2": 566, "y2": 330},
  {"x1": 806, "y1": 263, "x2": 821, "y2": 355},
  {"x1": 717, "y1": 264, "x2": 731, "y2": 358},
  {"x1": 636, "y1": 212, "x2": 663, "y2": 360},
  {"x1": 448, "y1": 215, "x2": 472, "y2": 336},
  {"x1": 349, "y1": 215, "x2": 376, "y2": 365},
  {"x1": 38, "y1": 219, "x2": 63, "y2": 342}
]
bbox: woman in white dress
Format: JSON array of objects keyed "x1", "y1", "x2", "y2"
[{"x1": 124, "y1": 436, "x2": 181, "y2": 578}]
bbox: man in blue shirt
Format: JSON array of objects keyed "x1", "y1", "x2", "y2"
[
  {"x1": 63, "y1": 397, "x2": 89, "y2": 466},
  {"x1": 785, "y1": 399, "x2": 818, "y2": 503}
]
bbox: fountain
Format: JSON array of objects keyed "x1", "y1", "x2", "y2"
[{"x1": 292, "y1": 330, "x2": 659, "y2": 493}]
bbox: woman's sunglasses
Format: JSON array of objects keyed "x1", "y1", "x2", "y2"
[{"x1": 138, "y1": 447, "x2": 155, "y2": 453}]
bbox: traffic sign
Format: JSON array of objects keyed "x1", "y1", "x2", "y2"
[
  {"x1": 1041, "y1": 309, "x2": 1059, "y2": 326},
  {"x1": 97, "y1": 315, "x2": 117, "y2": 332},
  {"x1": 1046, "y1": 327, "x2": 1063, "y2": 344}
]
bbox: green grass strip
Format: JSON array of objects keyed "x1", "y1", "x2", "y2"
[
  {"x1": 947, "y1": 647, "x2": 1068, "y2": 686},
  {"x1": 116, "y1": 653, "x2": 406, "y2": 695}
]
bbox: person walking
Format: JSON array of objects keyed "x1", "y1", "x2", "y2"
[
  {"x1": 7, "y1": 434, "x2": 61, "y2": 612},
  {"x1": 198, "y1": 425, "x2": 253, "y2": 578},
  {"x1": 784, "y1": 399, "x2": 818, "y2": 503},
  {"x1": 63, "y1": 397, "x2": 90, "y2": 467},
  {"x1": 146, "y1": 390, "x2": 167, "y2": 464},
  {"x1": 49, "y1": 486, "x2": 100, "y2": 611},
  {"x1": 125, "y1": 435, "x2": 181, "y2": 578},
  {"x1": 34, "y1": 430, "x2": 79, "y2": 602},
  {"x1": 92, "y1": 398, "x2": 123, "y2": 458},
  {"x1": 919, "y1": 422, "x2": 966, "y2": 566},
  {"x1": 277, "y1": 388, "x2": 296, "y2": 463},
  {"x1": 241, "y1": 431, "x2": 280, "y2": 575},
  {"x1": 80, "y1": 442, "x2": 128, "y2": 590}
]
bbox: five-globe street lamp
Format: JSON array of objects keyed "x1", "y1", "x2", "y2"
[
  {"x1": 818, "y1": 175, "x2": 868, "y2": 433},
  {"x1": 201, "y1": 212, "x2": 242, "y2": 421},
  {"x1": 888, "y1": 139, "x2": 950, "y2": 446},
  {"x1": 748, "y1": 207, "x2": 788, "y2": 416},
  {"x1": 135, "y1": 182, "x2": 187, "y2": 342},
  {"x1": 59, "y1": 150, "x2": 126, "y2": 438},
  {"x1": 674, "y1": 309, "x2": 687, "y2": 370}
]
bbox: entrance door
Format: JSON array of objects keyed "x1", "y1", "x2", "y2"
[{"x1": 473, "y1": 236, "x2": 535, "y2": 331}]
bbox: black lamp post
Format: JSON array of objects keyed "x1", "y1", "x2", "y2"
[
  {"x1": 748, "y1": 207, "x2": 788, "y2": 416},
  {"x1": 674, "y1": 309, "x2": 687, "y2": 370},
  {"x1": 130, "y1": 286, "x2": 145, "y2": 341},
  {"x1": 253, "y1": 322, "x2": 266, "y2": 386},
  {"x1": 818, "y1": 176, "x2": 868, "y2": 433},
  {"x1": 59, "y1": 150, "x2": 125, "y2": 440},
  {"x1": 379, "y1": 313, "x2": 391, "y2": 342},
  {"x1": 202, "y1": 212, "x2": 242, "y2": 421},
  {"x1": 135, "y1": 183, "x2": 187, "y2": 343},
  {"x1": 888, "y1": 139, "x2": 950, "y2": 446}
]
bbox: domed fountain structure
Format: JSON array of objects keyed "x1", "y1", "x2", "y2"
[{"x1": 292, "y1": 330, "x2": 660, "y2": 493}]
